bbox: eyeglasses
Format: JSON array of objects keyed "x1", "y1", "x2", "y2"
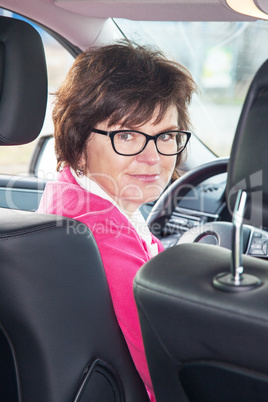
[{"x1": 91, "y1": 128, "x2": 191, "y2": 156}]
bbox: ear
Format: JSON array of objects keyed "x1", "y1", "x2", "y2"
[{"x1": 77, "y1": 151, "x2": 86, "y2": 170}]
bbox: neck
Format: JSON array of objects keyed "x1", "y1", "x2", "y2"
[
  {"x1": 74, "y1": 169, "x2": 142, "y2": 218},
  {"x1": 115, "y1": 198, "x2": 142, "y2": 218}
]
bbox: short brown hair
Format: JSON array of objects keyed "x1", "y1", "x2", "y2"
[{"x1": 53, "y1": 40, "x2": 197, "y2": 177}]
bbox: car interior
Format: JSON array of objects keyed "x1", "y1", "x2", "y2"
[{"x1": 0, "y1": 0, "x2": 268, "y2": 401}]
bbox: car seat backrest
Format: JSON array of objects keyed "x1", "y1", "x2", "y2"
[
  {"x1": 0, "y1": 210, "x2": 148, "y2": 401},
  {"x1": 134, "y1": 58, "x2": 268, "y2": 402},
  {"x1": 226, "y1": 59, "x2": 268, "y2": 229},
  {"x1": 134, "y1": 242, "x2": 268, "y2": 402}
]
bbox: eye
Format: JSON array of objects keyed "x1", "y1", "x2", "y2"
[
  {"x1": 158, "y1": 132, "x2": 177, "y2": 142},
  {"x1": 116, "y1": 131, "x2": 136, "y2": 141}
]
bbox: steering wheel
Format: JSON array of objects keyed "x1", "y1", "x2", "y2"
[{"x1": 146, "y1": 157, "x2": 241, "y2": 249}]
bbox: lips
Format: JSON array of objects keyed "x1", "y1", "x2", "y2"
[{"x1": 128, "y1": 174, "x2": 160, "y2": 183}]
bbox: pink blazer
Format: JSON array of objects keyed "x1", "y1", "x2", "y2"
[{"x1": 37, "y1": 166, "x2": 164, "y2": 401}]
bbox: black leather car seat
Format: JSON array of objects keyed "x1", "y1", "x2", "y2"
[
  {"x1": 134, "y1": 58, "x2": 268, "y2": 401},
  {"x1": 0, "y1": 16, "x2": 148, "y2": 402}
]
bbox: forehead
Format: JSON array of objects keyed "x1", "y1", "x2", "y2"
[{"x1": 107, "y1": 104, "x2": 179, "y2": 130}]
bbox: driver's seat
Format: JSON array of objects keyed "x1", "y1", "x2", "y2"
[
  {"x1": 0, "y1": 16, "x2": 148, "y2": 402},
  {"x1": 134, "y1": 58, "x2": 268, "y2": 401}
]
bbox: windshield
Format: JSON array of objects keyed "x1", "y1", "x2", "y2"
[{"x1": 115, "y1": 19, "x2": 268, "y2": 157}]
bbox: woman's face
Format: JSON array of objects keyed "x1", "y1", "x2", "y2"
[{"x1": 80, "y1": 105, "x2": 178, "y2": 214}]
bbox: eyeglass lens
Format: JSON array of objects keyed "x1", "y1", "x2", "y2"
[{"x1": 113, "y1": 131, "x2": 188, "y2": 155}]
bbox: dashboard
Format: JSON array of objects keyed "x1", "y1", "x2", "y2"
[
  {"x1": 147, "y1": 162, "x2": 268, "y2": 260},
  {"x1": 161, "y1": 173, "x2": 228, "y2": 247}
]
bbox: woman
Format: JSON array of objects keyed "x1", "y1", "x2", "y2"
[{"x1": 37, "y1": 41, "x2": 197, "y2": 401}]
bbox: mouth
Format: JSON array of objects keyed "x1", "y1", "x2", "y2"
[{"x1": 128, "y1": 174, "x2": 160, "y2": 183}]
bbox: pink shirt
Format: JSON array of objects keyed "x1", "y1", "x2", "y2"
[{"x1": 37, "y1": 166, "x2": 164, "y2": 401}]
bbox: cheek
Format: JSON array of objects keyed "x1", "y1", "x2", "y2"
[
  {"x1": 87, "y1": 146, "x2": 127, "y2": 175},
  {"x1": 89, "y1": 157, "x2": 133, "y2": 195},
  {"x1": 162, "y1": 156, "x2": 177, "y2": 179}
]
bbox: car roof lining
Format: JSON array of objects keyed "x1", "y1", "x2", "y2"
[
  {"x1": 0, "y1": 0, "x2": 256, "y2": 50},
  {"x1": 54, "y1": 0, "x2": 254, "y2": 21}
]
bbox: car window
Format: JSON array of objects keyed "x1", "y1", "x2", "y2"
[
  {"x1": 115, "y1": 19, "x2": 268, "y2": 157},
  {"x1": 6, "y1": 16, "x2": 268, "y2": 178},
  {"x1": 0, "y1": 8, "x2": 74, "y2": 176}
]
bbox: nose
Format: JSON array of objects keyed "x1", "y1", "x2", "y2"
[{"x1": 136, "y1": 138, "x2": 160, "y2": 165}]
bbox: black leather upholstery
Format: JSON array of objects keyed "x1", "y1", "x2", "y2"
[
  {"x1": 0, "y1": 16, "x2": 148, "y2": 402},
  {"x1": 0, "y1": 17, "x2": 47, "y2": 145},
  {"x1": 134, "y1": 59, "x2": 268, "y2": 401},
  {"x1": 0, "y1": 209, "x2": 148, "y2": 401},
  {"x1": 134, "y1": 243, "x2": 268, "y2": 402},
  {"x1": 226, "y1": 59, "x2": 268, "y2": 229}
]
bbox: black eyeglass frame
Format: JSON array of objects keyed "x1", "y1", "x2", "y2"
[{"x1": 91, "y1": 128, "x2": 191, "y2": 156}]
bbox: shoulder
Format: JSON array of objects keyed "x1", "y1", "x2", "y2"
[
  {"x1": 38, "y1": 165, "x2": 113, "y2": 218},
  {"x1": 77, "y1": 206, "x2": 138, "y2": 241}
]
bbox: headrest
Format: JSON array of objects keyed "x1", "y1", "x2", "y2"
[
  {"x1": 226, "y1": 59, "x2": 268, "y2": 229},
  {"x1": 0, "y1": 16, "x2": 47, "y2": 145}
]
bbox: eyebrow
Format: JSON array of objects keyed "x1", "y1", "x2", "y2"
[{"x1": 114, "y1": 125, "x2": 180, "y2": 132}]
